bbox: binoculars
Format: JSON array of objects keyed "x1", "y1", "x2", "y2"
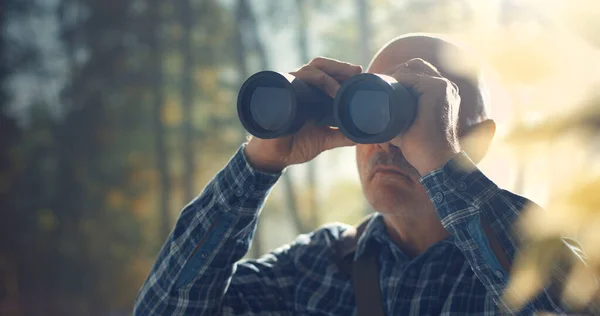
[{"x1": 237, "y1": 71, "x2": 417, "y2": 144}]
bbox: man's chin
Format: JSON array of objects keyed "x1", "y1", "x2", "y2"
[
  {"x1": 371, "y1": 174, "x2": 415, "y2": 193},
  {"x1": 365, "y1": 186, "x2": 415, "y2": 212}
]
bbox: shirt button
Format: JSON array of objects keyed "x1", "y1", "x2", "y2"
[
  {"x1": 235, "y1": 187, "x2": 244, "y2": 197},
  {"x1": 433, "y1": 192, "x2": 444, "y2": 203},
  {"x1": 494, "y1": 269, "x2": 504, "y2": 279},
  {"x1": 457, "y1": 181, "x2": 467, "y2": 190}
]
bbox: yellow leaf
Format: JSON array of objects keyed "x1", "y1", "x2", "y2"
[
  {"x1": 578, "y1": 218, "x2": 600, "y2": 262},
  {"x1": 503, "y1": 238, "x2": 565, "y2": 309},
  {"x1": 562, "y1": 260, "x2": 600, "y2": 309},
  {"x1": 106, "y1": 189, "x2": 125, "y2": 210},
  {"x1": 161, "y1": 98, "x2": 182, "y2": 126}
]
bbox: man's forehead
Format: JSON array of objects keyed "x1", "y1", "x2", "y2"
[
  {"x1": 365, "y1": 34, "x2": 489, "y2": 134},
  {"x1": 366, "y1": 34, "x2": 460, "y2": 76}
]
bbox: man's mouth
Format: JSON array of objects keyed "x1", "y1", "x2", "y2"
[{"x1": 370, "y1": 166, "x2": 411, "y2": 182}]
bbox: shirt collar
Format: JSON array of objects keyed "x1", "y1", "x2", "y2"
[
  {"x1": 354, "y1": 212, "x2": 389, "y2": 260},
  {"x1": 353, "y1": 212, "x2": 456, "y2": 262}
]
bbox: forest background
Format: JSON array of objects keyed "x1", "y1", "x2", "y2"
[{"x1": 2, "y1": 0, "x2": 600, "y2": 315}]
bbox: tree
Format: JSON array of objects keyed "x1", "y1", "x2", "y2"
[
  {"x1": 149, "y1": 0, "x2": 173, "y2": 240},
  {"x1": 233, "y1": 0, "x2": 269, "y2": 256},
  {"x1": 14, "y1": 0, "x2": 154, "y2": 313},
  {"x1": 180, "y1": 0, "x2": 195, "y2": 202},
  {"x1": 355, "y1": 0, "x2": 372, "y2": 68},
  {"x1": 0, "y1": 2, "x2": 26, "y2": 315},
  {"x1": 295, "y1": 0, "x2": 320, "y2": 230}
]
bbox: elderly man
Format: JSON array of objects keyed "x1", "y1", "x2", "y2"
[{"x1": 134, "y1": 34, "x2": 586, "y2": 315}]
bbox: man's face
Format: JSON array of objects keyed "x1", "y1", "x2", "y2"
[
  {"x1": 355, "y1": 35, "x2": 489, "y2": 215},
  {"x1": 356, "y1": 44, "x2": 437, "y2": 214},
  {"x1": 356, "y1": 141, "x2": 432, "y2": 214}
]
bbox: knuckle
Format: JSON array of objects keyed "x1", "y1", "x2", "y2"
[
  {"x1": 309, "y1": 56, "x2": 327, "y2": 66},
  {"x1": 432, "y1": 78, "x2": 451, "y2": 91},
  {"x1": 390, "y1": 65, "x2": 409, "y2": 76},
  {"x1": 432, "y1": 77, "x2": 446, "y2": 87},
  {"x1": 343, "y1": 61, "x2": 359, "y2": 69},
  {"x1": 297, "y1": 64, "x2": 314, "y2": 73},
  {"x1": 450, "y1": 81, "x2": 459, "y2": 93},
  {"x1": 314, "y1": 72, "x2": 327, "y2": 84},
  {"x1": 407, "y1": 58, "x2": 427, "y2": 66},
  {"x1": 440, "y1": 78, "x2": 457, "y2": 91},
  {"x1": 437, "y1": 78, "x2": 460, "y2": 96},
  {"x1": 407, "y1": 58, "x2": 440, "y2": 74}
]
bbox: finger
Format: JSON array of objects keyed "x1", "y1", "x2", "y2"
[
  {"x1": 392, "y1": 59, "x2": 460, "y2": 98},
  {"x1": 291, "y1": 65, "x2": 341, "y2": 98},
  {"x1": 308, "y1": 57, "x2": 363, "y2": 79},
  {"x1": 392, "y1": 71, "x2": 451, "y2": 97},
  {"x1": 389, "y1": 70, "x2": 430, "y2": 90},
  {"x1": 406, "y1": 58, "x2": 442, "y2": 76},
  {"x1": 388, "y1": 58, "x2": 441, "y2": 78},
  {"x1": 386, "y1": 63, "x2": 431, "y2": 80},
  {"x1": 322, "y1": 127, "x2": 356, "y2": 151}
]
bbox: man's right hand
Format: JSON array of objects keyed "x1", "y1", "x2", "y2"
[{"x1": 244, "y1": 57, "x2": 362, "y2": 173}]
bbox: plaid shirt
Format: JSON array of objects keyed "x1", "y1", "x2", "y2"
[{"x1": 133, "y1": 145, "x2": 582, "y2": 315}]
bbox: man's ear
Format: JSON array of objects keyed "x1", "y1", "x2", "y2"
[{"x1": 460, "y1": 119, "x2": 496, "y2": 164}]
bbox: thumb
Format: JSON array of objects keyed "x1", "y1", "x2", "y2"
[{"x1": 322, "y1": 128, "x2": 356, "y2": 151}]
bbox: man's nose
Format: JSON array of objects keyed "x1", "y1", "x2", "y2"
[{"x1": 376, "y1": 142, "x2": 400, "y2": 153}]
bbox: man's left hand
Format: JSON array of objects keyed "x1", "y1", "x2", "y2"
[{"x1": 388, "y1": 58, "x2": 462, "y2": 175}]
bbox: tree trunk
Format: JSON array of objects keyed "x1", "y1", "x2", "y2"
[
  {"x1": 295, "y1": 0, "x2": 319, "y2": 229},
  {"x1": 181, "y1": 0, "x2": 195, "y2": 202},
  {"x1": 282, "y1": 172, "x2": 309, "y2": 233},
  {"x1": 244, "y1": 0, "x2": 268, "y2": 70},
  {"x1": 150, "y1": 0, "x2": 172, "y2": 239},
  {"x1": 234, "y1": 0, "x2": 250, "y2": 103},
  {"x1": 234, "y1": 0, "x2": 263, "y2": 257},
  {"x1": 296, "y1": 0, "x2": 310, "y2": 63},
  {"x1": 356, "y1": 0, "x2": 372, "y2": 68}
]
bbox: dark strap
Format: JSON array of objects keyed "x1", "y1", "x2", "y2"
[
  {"x1": 333, "y1": 216, "x2": 371, "y2": 275},
  {"x1": 333, "y1": 215, "x2": 385, "y2": 316},
  {"x1": 353, "y1": 248, "x2": 385, "y2": 316}
]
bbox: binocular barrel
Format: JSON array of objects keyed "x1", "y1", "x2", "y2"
[{"x1": 237, "y1": 70, "x2": 417, "y2": 144}]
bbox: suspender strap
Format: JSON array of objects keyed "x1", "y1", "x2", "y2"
[
  {"x1": 353, "y1": 248, "x2": 385, "y2": 316},
  {"x1": 333, "y1": 215, "x2": 385, "y2": 316}
]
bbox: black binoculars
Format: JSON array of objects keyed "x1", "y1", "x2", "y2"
[{"x1": 237, "y1": 71, "x2": 417, "y2": 144}]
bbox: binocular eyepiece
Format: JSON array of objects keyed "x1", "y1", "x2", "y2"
[{"x1": 237, "y1": 70, "x2": 417, "y2": 144}]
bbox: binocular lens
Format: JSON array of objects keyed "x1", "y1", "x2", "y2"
[
  {"x1": 238, "y1": 71, "x2": 334, "y2": 139},
  {"x1": 249, "y1": 87, "x2": 293, "y2": 131},
  {"x1": 348, "y1": 90, "x2": 391, "y2": 135},
  {"x1": 334, "y1": 73, "x2": 416, "y2": 144},
  {"x1": 238, "y1": 71, "x2": 416, "y2": 143}
]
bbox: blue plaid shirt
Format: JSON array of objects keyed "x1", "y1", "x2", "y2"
[{"x1": 133, "y1": 145, "x2": 584, "y2": 315}]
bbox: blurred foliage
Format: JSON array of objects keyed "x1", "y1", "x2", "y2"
[
  {"x1": 2, "y1": 0, "x2": 600, "y2": 315},
  {"x1": 469, "y1": 2, "x2": 600, "y2": 311}
]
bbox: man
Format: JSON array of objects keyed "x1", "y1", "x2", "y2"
[{"x1": 134, "y1": 34, "x2": 586, "y2": 315}]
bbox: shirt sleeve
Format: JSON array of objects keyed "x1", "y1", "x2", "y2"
[
  {"x1": 419, "y1": 151, "x2": 576, "y2": 314},
  {"x1": 133, "y1": 144, "x2": 284, "y2": 315}
]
